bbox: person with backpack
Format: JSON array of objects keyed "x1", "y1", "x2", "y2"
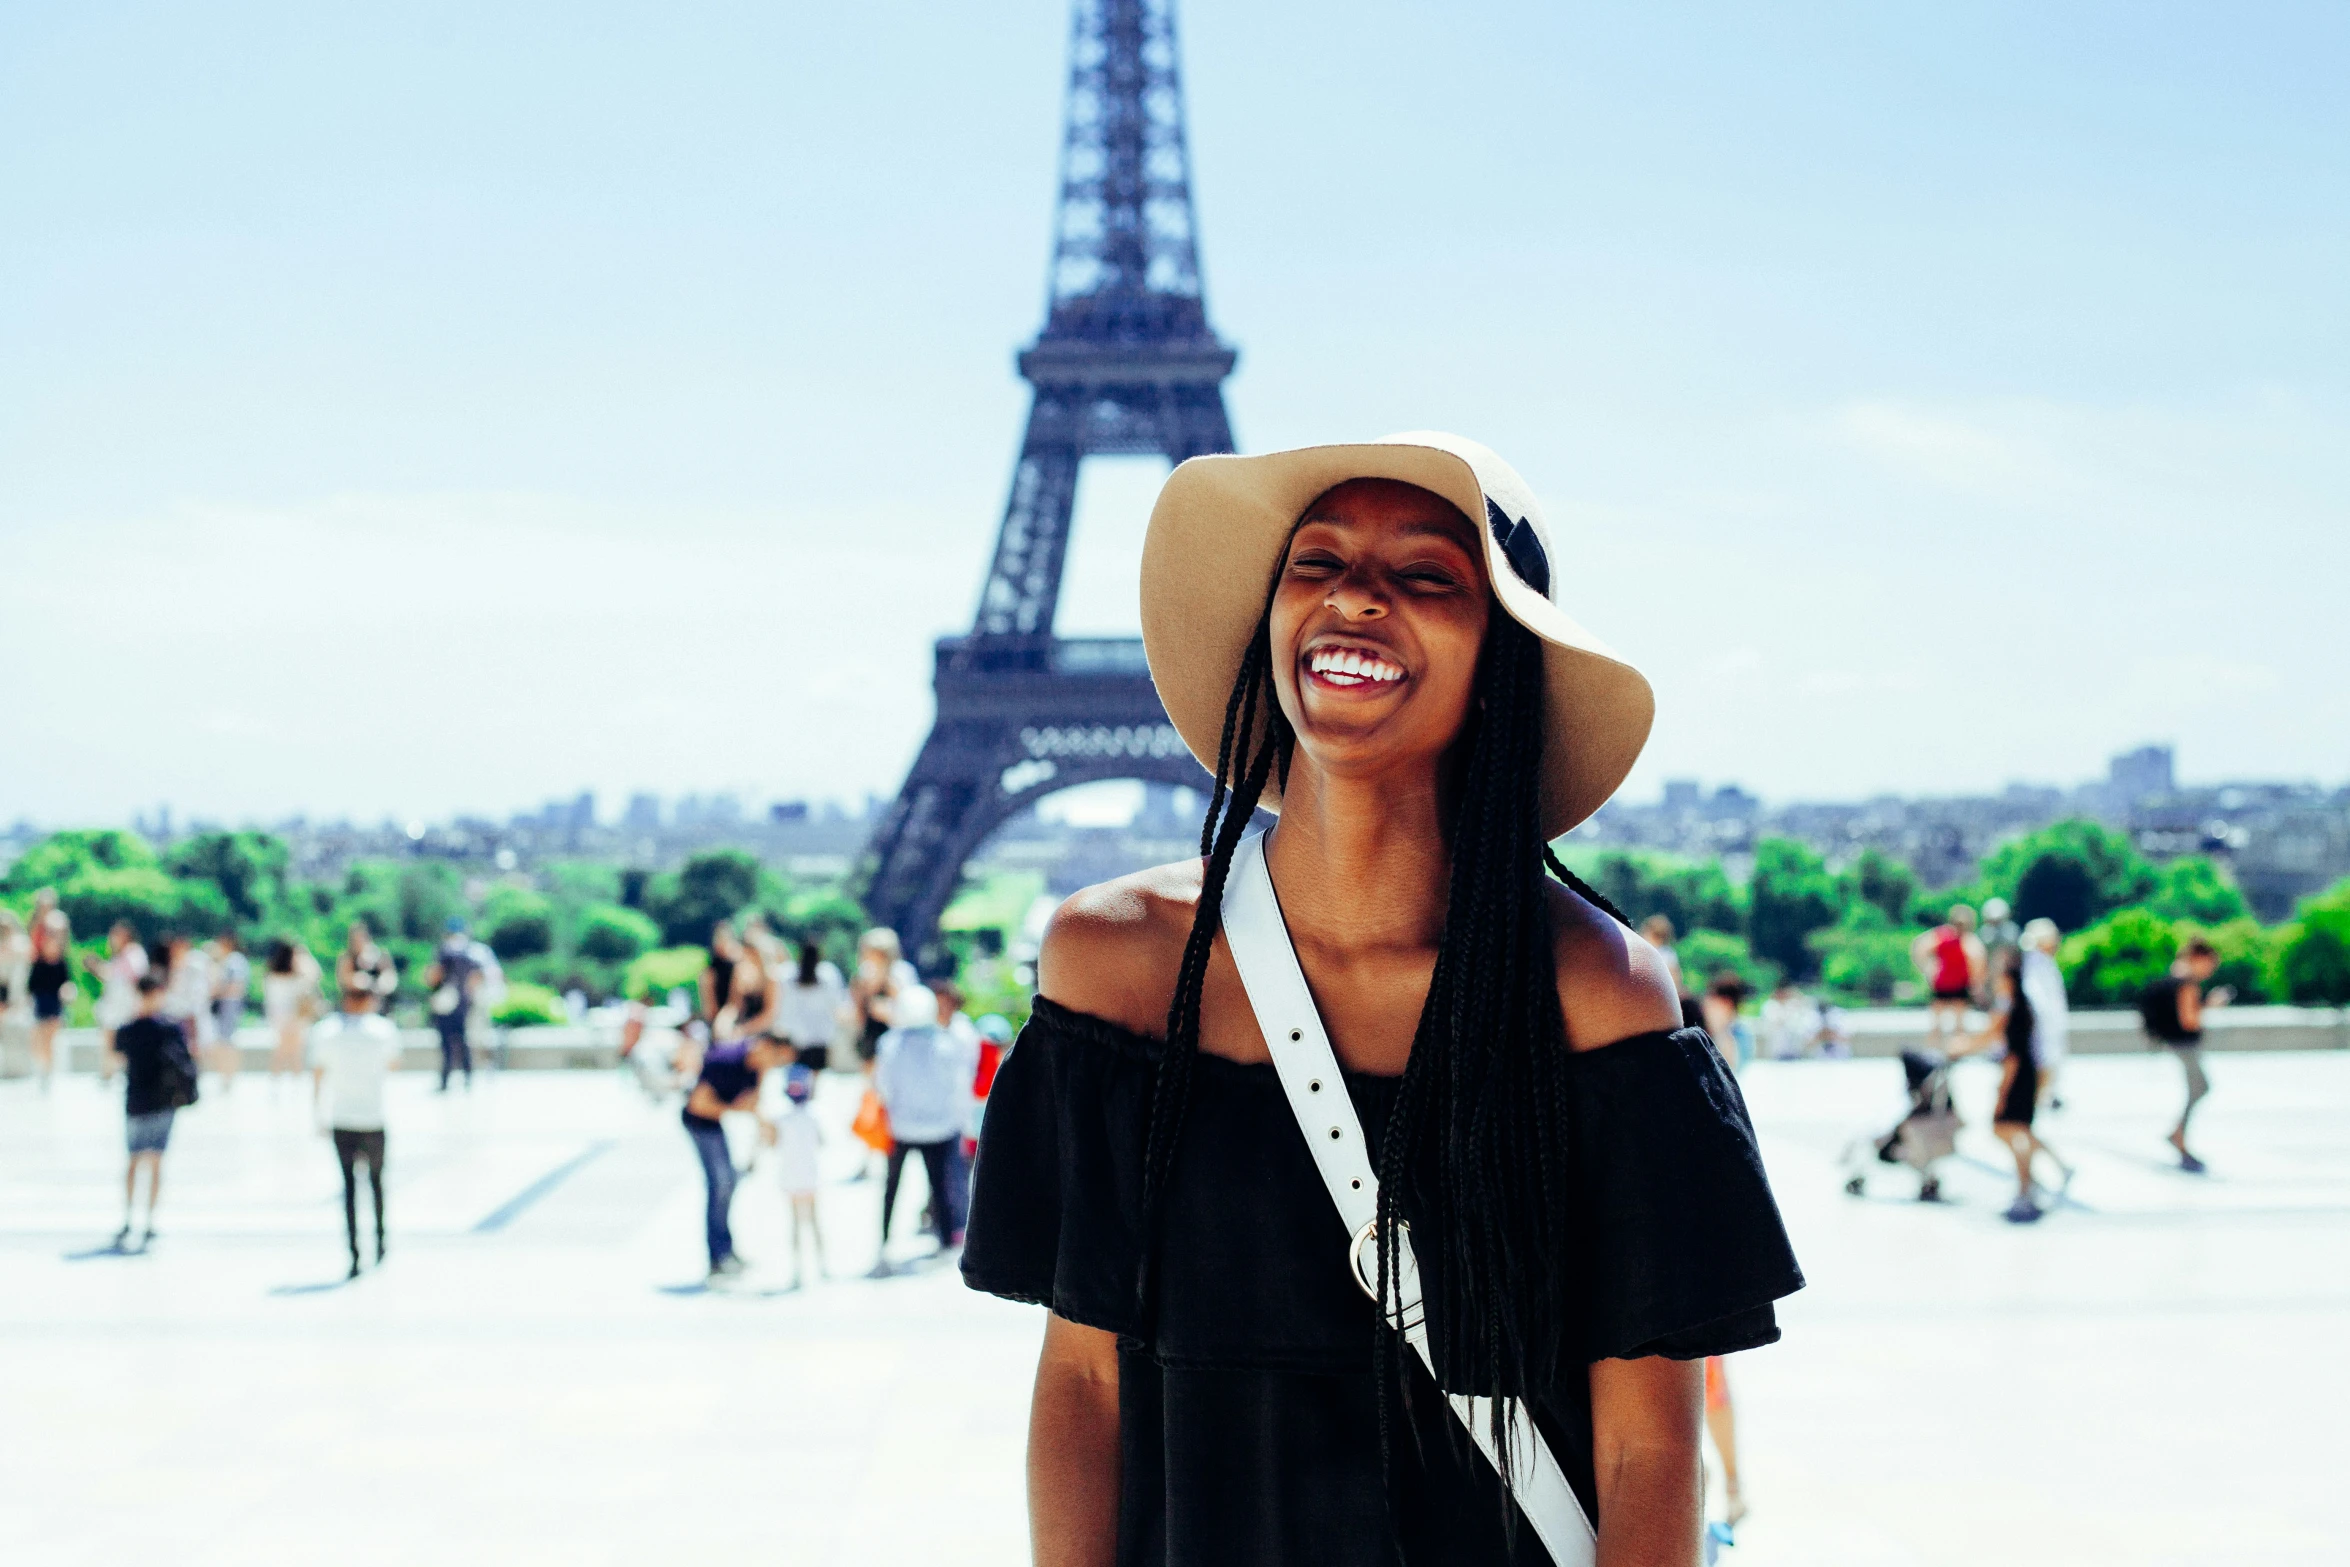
[
  {"x1": 109, "y1": 971, "x2": 198, "y2": 1250},
  {"x1": 310, "y1": 974, "x2": 404, "y2": 1278},
  {"x1": 2140, "y1": 937, "x2": 2229, "y2": 1173}
]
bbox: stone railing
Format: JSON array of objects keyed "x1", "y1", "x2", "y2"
[
  {"x1": 1829, "y1": 1004, "x2": 2347, "y2": 1058},
  {"x1": 7, "y1": 1006, "x2": 2343, "y2": 1076},
  {"x1": 12, "y1": 1021, "x2": 626, "y2": 1077}
]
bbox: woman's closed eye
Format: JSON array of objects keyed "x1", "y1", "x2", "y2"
[{"x1": 1396, "y1": 563, "x2": 1468, "y2": 592}]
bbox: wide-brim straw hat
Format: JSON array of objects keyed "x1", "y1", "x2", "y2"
[{"x1": 1140, "y1": 431, "x2": 1654, "y2": 838}]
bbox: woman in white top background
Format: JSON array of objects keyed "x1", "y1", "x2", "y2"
[
  {"x1": 263, "y1": 938, "x2": 322, "y2": 1081},
  {"x1": 775, "y1": 939, "x2": 847, "y2": 1072},
  {"x1": 2019, "y1": 918, "x2": 2070, "y2": 1109}
]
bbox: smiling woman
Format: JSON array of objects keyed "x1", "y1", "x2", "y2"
[{"x1": 962, "y1": 433, "x2": 1803, "y2": 1567}]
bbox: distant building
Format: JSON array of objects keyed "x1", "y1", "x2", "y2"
[{"x1": 2109, "y1": 745, "x2": 2175, "y2": 805}]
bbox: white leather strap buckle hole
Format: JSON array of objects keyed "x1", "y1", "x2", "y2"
[{"x1": 1309, "y1": 1079, "x2": 1322, "y2": 1092}]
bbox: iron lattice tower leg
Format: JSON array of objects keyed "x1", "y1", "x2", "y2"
[{"x1": 864, "y1": 0, "x2": 1238, "y2": 970}]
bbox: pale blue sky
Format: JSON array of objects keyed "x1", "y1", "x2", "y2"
[{"x1": 4, "y1": 1, "x2": 2345, "y2": 825}]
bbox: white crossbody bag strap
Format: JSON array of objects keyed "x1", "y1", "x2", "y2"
[{"x1": 1220, "y1": 831, "x2": 1596, "y2": 1566}]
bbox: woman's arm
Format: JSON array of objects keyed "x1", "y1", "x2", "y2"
[
  {"x1": 1030, "y1": 1312, "x2": 1121, "y2": 1567},
  {"x1": 1589, "y1": 1354, "x2": 1703, "y2": 1567}
]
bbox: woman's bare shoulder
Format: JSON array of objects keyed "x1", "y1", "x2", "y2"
[
  {"x1": 1036, "y1": 858, "x2": 1206, "y2": 1040},
  {"x1": 1542, "y1": 879, "x2": 1685, "y2": 1052}
]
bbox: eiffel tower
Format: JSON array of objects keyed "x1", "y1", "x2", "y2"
[{"x1": 862, "y1": 0, "x2": 1237, "y2": 971}]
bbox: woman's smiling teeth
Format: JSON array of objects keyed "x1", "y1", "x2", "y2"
[{"x1": 1308, "y1": 646, "x2": 1404, "y2": 688}]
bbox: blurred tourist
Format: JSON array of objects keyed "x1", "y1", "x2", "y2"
[
  {"x1": 426, "y1": 919, "x2": 482, "y2": 1091},
  {"x1": 870, "y1": 985, "x2": 975, "y2": 1275},
  {"x1": 719, "y1": 918, "x2": 777, "y2": 1040},
  {"x1": 2141, "y1": 936, "x2": 2228, "y2": 1173},
  {"x1": 699, "y1": 920, "x2": 741, "y2": 1025},
  {"x1": 159, "y1": 932, "x2": 217, "y2": 1087},
  {"x1": 466, "y1": 931, "x2": 506, "y2": 1069},
  {"x1": 929, "y1": 976, "x2": 980, "y2": 1231},
  {"x1": 1700, "y1": 972, "x2": 1753, "y2": 1071},
  {"x1": 774, "y1": 1065, "x2": 826, "y2": 1288},
  {"x1": 1639, "y1": 913, "x2": 1704, "y2": 1030},
  {"x1": 1911, "y1": 904, "x2": 1983, "y2": 1050},
  {"x1": 337, "y1": 921, "x2": 397, "y2": 1010},
  {"x1": 310, "y1": 974, "x2": 403, "y2": 1278},
  {"x1": 2018, "y1": 918, "x2": 2069, "y2": 1109},
  {"x1": 84, "y1": 920, "x2": 149, "y2": 1083},
  {"x1": 26, "y1": 913, "x2": 75, "y2": 1089},
  {"x1": 0, "y1": 910, "x2": 28, "y2": 1070},
  {"x1": 1978, "y1": 897, "x2": 2020, "y2": 998},
  {"x1": 1759, "y1": 978, "x2": 1822, "y2": 1060},
  {"x1": 263, "y1": 938, "x2": 321, "y2": 1081},
  {"x1": 775, "y1": 939, "x2": 846, "y2": 1073},
  {"x1": 849, "y1": 926, "x2": 919, "y2": 1069},
  {"x1": 110, "y1": 971, "x2": 196, "y2": 1251},
  {"x1": 680, "y1": 1031, "x2": 789, "y2": 1285},
  {"x1": 207, "y1": 931, "x2": 250, "y2": 1088},
  {"x1": 1959, "y1": 951, "x2": 2071, "y2": 1223}
]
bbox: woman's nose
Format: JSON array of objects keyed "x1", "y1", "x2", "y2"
[{"x1": 1324, "y1": 574, "x2": 1388, "y2": 619}]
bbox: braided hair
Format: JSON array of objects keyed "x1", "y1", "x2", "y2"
[{"x1": 1136, "y1": 544, "x2": 1632, "y2": 1532}]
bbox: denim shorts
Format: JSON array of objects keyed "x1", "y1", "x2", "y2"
[{"x1": 126, "y1": 1109, "x2": 176, "y2": 1155}]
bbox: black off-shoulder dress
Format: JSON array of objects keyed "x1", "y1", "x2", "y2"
[{"x1": 963, "y1": 996, "x2": 1803, "y2": 1567}]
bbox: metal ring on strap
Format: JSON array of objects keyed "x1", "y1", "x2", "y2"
[{"x1": 1347, "y1": 1217, "x2": 1427, "y2": 1331}]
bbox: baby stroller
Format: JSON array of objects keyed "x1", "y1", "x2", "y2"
[{"x1": 1842, "y1": 1048, "x2": 1958, "y2": 1202}]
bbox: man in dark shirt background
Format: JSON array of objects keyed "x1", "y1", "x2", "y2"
[{"x1": 111, "y1": 971, "x2": 195, "y2": 1250}]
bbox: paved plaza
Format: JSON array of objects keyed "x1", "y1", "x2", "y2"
[{"x1": 2, "y1": 1047, "x2": 2344, "y2": 1565}]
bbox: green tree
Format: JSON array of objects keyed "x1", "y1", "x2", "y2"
[
  {"x1": 1747, "y1": 837, "x2": 1840, "y2": 980},
  {"x1": 622, "y1": 945, "x2": 709, "y2": 1003},
  {"x1": 165, "y1": 830, "x2": 293, "y2": 930},
  {"x1": 58, "y1": 866, "x2": 229, "y2": 941},
  {"x1": 489, "y1": 980, "x2": 570, "y2": 1027},
  {"x1": 2195, "y1": 916, "x2": 2280, "y2": 1005},
  {"x1": 644, "y1": 850, "x2": 762, "y2": 948},
  {"x1": 2, "y1": 829, "x2": 159, "y2": 896},
  {"x1": 2275, "y1": 880, "x2": 2350, "y2": 1004},
  {"x1": 1843, "y1": 848, "x2": 1921, "y2": 928},
  {"x1": 779, "y1": 882, "x2": 869, "y2": 959},
  {"x1": 1980, "y1": 819, "x2": 2156, "y2": 933},
  {"x1": 576, "y1": 902, "x2": 659, "y2": 963},
  {"x1": 1557, "y1": 847, "x2": 1743, "y2": 935},
  {"x1": 2057, "y1": 906, "x2": 2177, "y2": 1006},
  {"x1": 481, "y1": 887, "x2": 556, "y2": 960},
  {"x1": 394, "y1": 863, "x2": 465, "y2": 942},
  {"x1": 2149, "y1": 856, "x2": 2249, "y2": 925},
  {"x1": 1678, "y1": 928, "x2": 1780, "y2": 994},
  {"x1": 1808, "y1": 904, "x2": 1913, "y2": 1002}
]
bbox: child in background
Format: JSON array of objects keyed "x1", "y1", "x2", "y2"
[{"x1": 774, "y1": 1065, "x2": 826, "y2": 1288}]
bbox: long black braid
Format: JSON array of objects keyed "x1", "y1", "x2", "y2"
[
  {"x1": 1135, "y1": 560, "x2": 1634, "y2": 1538},
  {"x1": 1134, "y1": 567, "x2": 1293, "y2": 1319}
]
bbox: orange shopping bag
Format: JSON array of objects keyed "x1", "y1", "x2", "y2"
[{"x1": 851, "y1": 1087, "x2": 892, "y2": 1153}]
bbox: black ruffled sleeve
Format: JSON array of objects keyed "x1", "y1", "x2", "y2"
[
  {"x1": 1563, "y1": 1026, "x2": 1804, "y2": 1360},
  {"x1": 960, "y1": 997, "x2": 1155, "y2": 1336}
]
